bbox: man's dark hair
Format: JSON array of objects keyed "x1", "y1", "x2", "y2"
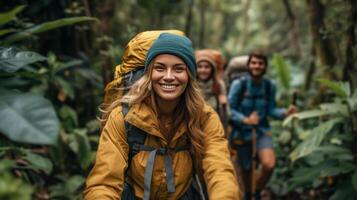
[{"x1": 247, "y1": 51, "x2": 268, "y2": 67}]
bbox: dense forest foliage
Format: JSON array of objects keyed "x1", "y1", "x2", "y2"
[{"x1": 0, "y1": 0, "x2": 356, "y2": 199}]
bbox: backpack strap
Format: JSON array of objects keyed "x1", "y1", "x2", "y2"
[
  {"x1": 121, "y1": 103, "x2": 189, "y2": 200},
  {"x1": 237, "y1": 77, "x2": 247, "y2": 107}
]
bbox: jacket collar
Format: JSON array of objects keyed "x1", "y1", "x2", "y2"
[{"x1": 124, "y1": 99, "x2": 187, "y2": 145}]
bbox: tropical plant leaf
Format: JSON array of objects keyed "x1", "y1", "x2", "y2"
[
  {"x1": 347, "y1": 96, "x2": 357, "y2": 111},
  {"x1": 64, "y1": 175, "x2": 85, "y2": 194},
  {"x1": 0, "y1": 47, "x2": 46, "y2": 72},
  {"x1": 0, "y1": 29, "x2": 13, "y2": 37},
  {"x1": 0, "y1": 92, "x2": 59, "y2": 145},
  {"x1": 53, "y1": 59, "x2": 83, "y2": 75},
  {"x1": 287, "y1": 166, "x2": 322, "y2": 190},
  {"x1": 4, "y1": 16, "x2": 97, "y2": 44},
  {"x1": 55, "y1": 77, "x2": 75, "y2": 100},
  {"x1": 68, "y1": 129, "x2": 92, "y2": 170},
  {"x1": 320, "y1": 163, "x2": 355, "y2": 177},
  {"x1": 329, "y1": 181, "x2": 355, "y2": 200},
  {"x1": 24, "y1": 151, "x2": 53, "y2": 175},
  {"x1": 318, "y1": 79, "x2": 348, "y2": 98},
  {"x1": 59, "y1": 105, "x2": 79, "y2": 127},
  {"x1": 320, "y1": 102, "x2": 349, "y2": 117},
  {"x1": 289, "y1": 118, "x2": 342, "y2": 162},
  {"x1": 0, "y1": 5, "x2": 26, "y2": 26},
  {"x1": 49, "y1": 175, "x2": 85, "y2": 198},
  {"x1": 283, "y1": 109, "x2": 332, "y2": 127},
  {"x1": 272, "y1": 53, "x2": 291, "y2": 90}
]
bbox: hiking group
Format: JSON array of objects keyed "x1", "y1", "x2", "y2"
[{"x1": 84, "y1": 30, "x2": 297, "y2": 200}]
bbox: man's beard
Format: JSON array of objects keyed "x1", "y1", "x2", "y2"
[{"x1": 248, "y1": 68, "x2": 266, "y2": 79}]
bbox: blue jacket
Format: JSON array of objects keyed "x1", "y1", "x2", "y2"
[{"x1": 228, "y1": 76, "x2": 286, "y2": 140}]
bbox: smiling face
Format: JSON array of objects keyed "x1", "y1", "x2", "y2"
[
  {"x1": 151, "y1": 54, "x2": 189, "y2": 105},
  {"x1": 248, "y1": 56, "x2": 266, "y2": 79},
  {"x1": 197, "y1": 61, "x2": 213, "y2": 81}
]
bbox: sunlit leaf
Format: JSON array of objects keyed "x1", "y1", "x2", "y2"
[
  {"x1": 4, "y1": 16, "x2": 98, "y2": 44},
  {"x1": 0, "y1": 5, "x2": 26, "y2": 26},
  {"x1": 289, "y1": 118, "x2": 342, "y2": 162},
  {"x1": 318, "y1": 79, "x2": 348, "y2": 98},
  {"x1": 320, "y1": 102, "x2": 349, "y2": 117},
  {"x1": 283, "y1": 109, "x2": 332, "y2": 127},
  {"x1": 347, "y1": 96, "x2": 357, "y2": 111},
  {"x1": 0, "y1": 29, "x2": 13, "y2": 37},
  {"x1": 272, "y1": 53, "x2": 291, "y2": 90},
  {"x1": 0, "y1": 48, "x2": 46, "y2": 72},
  {"x1": 0, "y1": 92, "x2": 59, "y2": 145}
]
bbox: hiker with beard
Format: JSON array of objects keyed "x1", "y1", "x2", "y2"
[{"x1": 228, "y1": 51, "x2": 297, "y2": 200}]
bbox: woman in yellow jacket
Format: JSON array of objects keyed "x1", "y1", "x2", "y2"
[{"x1": 84, "y1": 33, "x2": 240, "y2": 200}]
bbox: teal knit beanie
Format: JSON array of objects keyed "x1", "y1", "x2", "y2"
[{"x1": 145, "y1": 33, "x2": 197, "y2": 76}]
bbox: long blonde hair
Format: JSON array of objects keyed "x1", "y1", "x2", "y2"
[{"x1": 101, "y1": 61, "x2": 207, "y2": 170}]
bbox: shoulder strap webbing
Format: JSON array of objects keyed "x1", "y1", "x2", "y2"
[
  {"x1": 237, "y1": 78, "x2": 247, "y2": 106},
  {"x1": 121, "y1": 103, "x2": 189, "y2": 200}
]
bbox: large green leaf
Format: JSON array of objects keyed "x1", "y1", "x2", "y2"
[
  {"x1": 318, "y1": 79, "x2": 348, "y2": 98},
  {"x1": 0, "y1": 92, "x2": 59, "y2": 145},
  {"x1": 289, "y1": 118, "x2": 342, "y2": 162},
  {"x1": 272, "y1": 53, "x2": 291, "y2": 90},
  {"x1": 4, "y1": 16, "x2": 97, "y2": 44},
  {"x1": 320, "y1": 102, "x2": 349, "y2": 117},
  {"x1": 287, "y1": 165, "x2": 323, "y2": 190},
  {"x1": 283, "y1": 109, "x2": 332, "y2": 127},
  {"x1": 0, "y1": 48, "x2": 47, "y2": 72},
  {"x1": 0, "y1": 5, "x2": 26, "y2": 26},
  {"x1": 347, "y1": 96, "x2": 357, "y2": 111}
]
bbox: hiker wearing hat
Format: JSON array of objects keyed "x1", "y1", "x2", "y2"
[
  {"x1": 85, "y1": 33, "x2": 240, "y2": 200},
  {"x1": 228, "y1": 51, "x2": 297, "y2": 200},
  {"x1": 195, "y1": 49, "x2": 229, "y2": 128}
]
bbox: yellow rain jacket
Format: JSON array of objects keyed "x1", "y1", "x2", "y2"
[{"x1": 84, "y1": 99, "x2": 240, "y2": 199}]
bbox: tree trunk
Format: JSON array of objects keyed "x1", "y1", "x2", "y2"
[
  {"x1": 198, "y1": 0, "x2": 206, "y2": 48},
  {"x1": 305, "y1": 47, "x2": 316, "y2": 91},
  {"x1": 94, "y1": 0, "x2": 115, "y2": 86},
  {"x1": 185, "y1": 0, "x2": 194, "y2": 37},
  {"x1": 344, "y1": 0, "x2": 357, "y2": 87},
  {"x1": 282, "y1": 0, "x2": 302, "y2": 58},
  {"x1": 237, "y1": 0, "x2": 251, "y2": 53},
  {"x1": 306, "y1": 0, "x2": 336, "y2": 69}
]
